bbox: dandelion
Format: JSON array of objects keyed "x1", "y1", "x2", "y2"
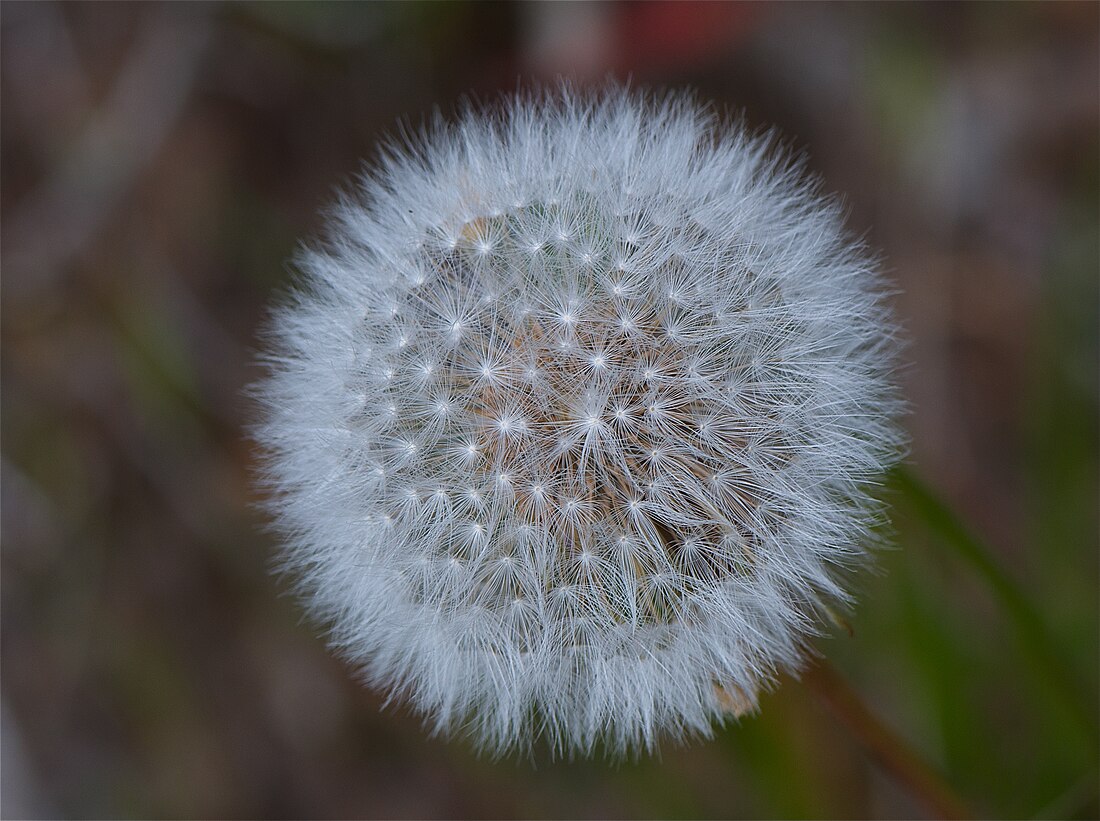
[{"x1": 256, "y1": 86, "x2": 904, "y2": 756}]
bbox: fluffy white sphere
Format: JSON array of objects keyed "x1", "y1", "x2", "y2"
[{"x1": 257, "y1": 87, "x2": 904, "y2": 756}]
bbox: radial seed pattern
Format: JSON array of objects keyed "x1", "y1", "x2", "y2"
[{"x1": 258, "y1": 89, "x2": 904, "y2": 755}]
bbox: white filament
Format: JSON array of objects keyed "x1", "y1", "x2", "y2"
[{"x1": 256, "y1": 86, "x2": 904, "y2": 756}]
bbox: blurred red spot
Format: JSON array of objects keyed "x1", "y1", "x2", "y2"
[{"x1": 617, "y1": 1, "x2": 760, "y2": 70}]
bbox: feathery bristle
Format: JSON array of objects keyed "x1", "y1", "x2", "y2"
[{"x1": 255, "y1": 86, "x2": 905, "y2": 756}]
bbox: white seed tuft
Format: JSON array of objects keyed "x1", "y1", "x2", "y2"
[{"x1": 256, "y1": 86, "x2": 905, "y2": 757}]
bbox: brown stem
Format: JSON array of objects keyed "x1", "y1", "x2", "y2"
[{"x1": 804, "y1": 660, "x2": 972, "y2": 820}]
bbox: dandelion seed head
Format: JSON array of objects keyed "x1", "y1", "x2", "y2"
[{"x1": 256, "y1": 86, "x2": 904, "y2": 757}]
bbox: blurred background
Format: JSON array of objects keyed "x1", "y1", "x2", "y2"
[{"x1": 2, "y1": 2, "x2": 1097, "y2": 818}]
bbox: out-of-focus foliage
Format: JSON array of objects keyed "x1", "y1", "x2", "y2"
[{"x1": 2, "y1": 3, "x2": 1096, "y2": 818}]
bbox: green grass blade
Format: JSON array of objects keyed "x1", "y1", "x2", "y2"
[{"x1": 890, "y1": 464, "x2": 1098, "y2": 747}]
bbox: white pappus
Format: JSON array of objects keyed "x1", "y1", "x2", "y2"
[{"x1": 255, "y1": 86, "x2": 905, "y2": 757}]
